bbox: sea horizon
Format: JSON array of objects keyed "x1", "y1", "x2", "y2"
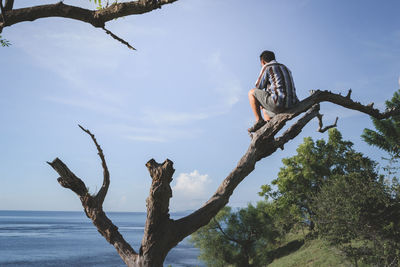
[
  {"x1": 0, "y1": 209, "x2": 196, "y2": 214},
  {"x1": 0, "y1": 210, "x2": 205, "y2": 267}
]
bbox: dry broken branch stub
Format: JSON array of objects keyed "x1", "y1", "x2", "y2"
[
  {"x1": 48, "y1": 89, "x2": 400, "y2": 266},
  {"x1": 346, "y1": 88, "x2": 352, "y2": 99},
  {"x1": 47, "y1": 158, "x2": 88, "y2": 197},
  {"x1": 317, "y1": 113, "x2": 338, "y2": 133}
]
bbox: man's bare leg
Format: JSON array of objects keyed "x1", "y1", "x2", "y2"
[
  {"x1": 248, "y1": 88, "x2": 266, "y2": 132},
  {"x1": 248, "y1": 88, "x2": 263, "y2": 122}
]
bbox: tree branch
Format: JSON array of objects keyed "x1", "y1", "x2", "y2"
[
  {"x1": 78, "y1": 125, "x2": 110, "y2": 205},
  {"x1": 102, "y1": 26, "x2": 136, "y2": 50},
  {"x1": 171, "y1": 90, "x2": 400, "y2": 244},
  {"x1": 304, "y1": 89, "x2": 399, "y2": 120},
  {"x1": 317, "y1": 113, "x2": 338, "y2": 133},
  {"x1": 47, "y1": 157, "x2": 88, "y2": 197},
  {"x1": 274, "y1": 105, "x2": 320, "y2": 149},
  {"x1": 1, "y1": 0, "x2": 178, "y2": 29},
  {"x1": 48, "y1": 136, "x2": 137, "y2": 265}
]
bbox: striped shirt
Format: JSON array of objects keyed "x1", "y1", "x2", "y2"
[{"x1": 255, "y1": 60, "x2": 298, "y2": 109}]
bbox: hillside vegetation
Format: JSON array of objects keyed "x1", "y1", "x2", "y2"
[{"x1": 268, "y1": 233, "x2": 351, "y2": 267}]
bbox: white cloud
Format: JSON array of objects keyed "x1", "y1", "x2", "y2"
[
  {"x1": 173, "y1": 170, "x2": 211, "y2": 197},
  {"x1": 171, "y1": 170, "x2": 212, "y2": 210}
]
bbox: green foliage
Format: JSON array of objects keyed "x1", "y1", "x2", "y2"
[
  {"x1": 257, "y1": 199, "x2": 301, "y2": 237},
  {"x1": 0, "y1": 35, "x2": 11, "y2": 47},
  {"x1": 90, "y1": 0, "x2": 103, "y2": 9},
  {"x1": 191, "y1": 204, "x2": 280, "y2": 267},
  {"x1": 260, "y1": 128, "x2": 377, "y2": 230},
  {"x1": 312, "y1": 173, "x2": 400, "y2": 266},
  {"x1": 362, "y1": 89, "x2": 400, "y2": 158},
  {"x1": 89, "y1": 0, "x2": 119, "y2": 9}
]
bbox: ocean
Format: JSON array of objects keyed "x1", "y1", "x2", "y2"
[{"x1": 0, "y1": 210, "x2": 205, "y2": 267}]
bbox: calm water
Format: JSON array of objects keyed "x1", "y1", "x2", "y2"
[{"x1": 0, "y1": 210, "x2": 204, "y2": 267}]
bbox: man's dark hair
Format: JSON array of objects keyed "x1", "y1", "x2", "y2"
[{"x1": 260, "y1": 50, "x2": 275, "y2": 62}]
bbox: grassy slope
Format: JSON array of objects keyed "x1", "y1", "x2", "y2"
[{"x1": 268, "y1": 233, "x2": 353, "y2": 267}]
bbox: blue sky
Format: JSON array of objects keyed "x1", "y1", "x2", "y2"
[{"x1": 1, "y1": 0, "x2": 399, "y2": 212}]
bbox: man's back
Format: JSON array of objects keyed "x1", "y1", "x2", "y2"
[{"x1": 256, "y1": 60, "x2": 298, "y2": 109}]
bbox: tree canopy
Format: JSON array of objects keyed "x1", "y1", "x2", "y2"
[
  {"x1": 191, "y1": 204, "x2": 280, "y2": 267},
  {"x1": 260, "y1": 128, "x2": 377, "y2": 229},
  {"x1": 313, "y1": 169, "x2": 400, "y2": 266}
]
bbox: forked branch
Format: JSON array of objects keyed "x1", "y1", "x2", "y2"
[{"x1": 275, "y1": 104, "x2": 321, "y2": 149}]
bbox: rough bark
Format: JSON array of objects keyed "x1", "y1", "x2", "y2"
[
  {"x1": 49, "y1": 89, "x2": 400, "y2": 266},
  {"x1": 139, "y1": 159, "x2": 175, "y2": 266}
]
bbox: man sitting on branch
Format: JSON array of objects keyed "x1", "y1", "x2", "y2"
[{"x1": 248, "y1": 50, "x2": 299, "y2": 132}]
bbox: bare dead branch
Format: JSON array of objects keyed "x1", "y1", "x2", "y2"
[
  {"x1": 287, "y1": 89, "x2": 399, "y2": 120},
  {"x1": 275, "y1": 105, "x2": 320, "y2": 148},
  {"x1": 78, "y1": 125, "x2": 110, "y2": 205},
  {"x1": 48, "y1": 143, "x2": 137, "y2": 266},
  {"x1": 102, "y1": 26, "x2": 136, "y2": 50},
  {"x1": 1, "y1": 0, "x2": 178, "y2": 29},
  {"x1": 317, "y1": 113, "x2": 338, "y2": 133},
  {"x1": 0, "y1": 0, "x2": 177, "y2": 48}
]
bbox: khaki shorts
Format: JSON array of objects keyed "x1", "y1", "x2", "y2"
[{"x1": 253, "y1": 88, "x2": 285, "y2": 117}]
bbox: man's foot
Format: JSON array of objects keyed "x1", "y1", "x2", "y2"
[{"x1": 248, "y1": 120, "x2": 266, "y2": 133}]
